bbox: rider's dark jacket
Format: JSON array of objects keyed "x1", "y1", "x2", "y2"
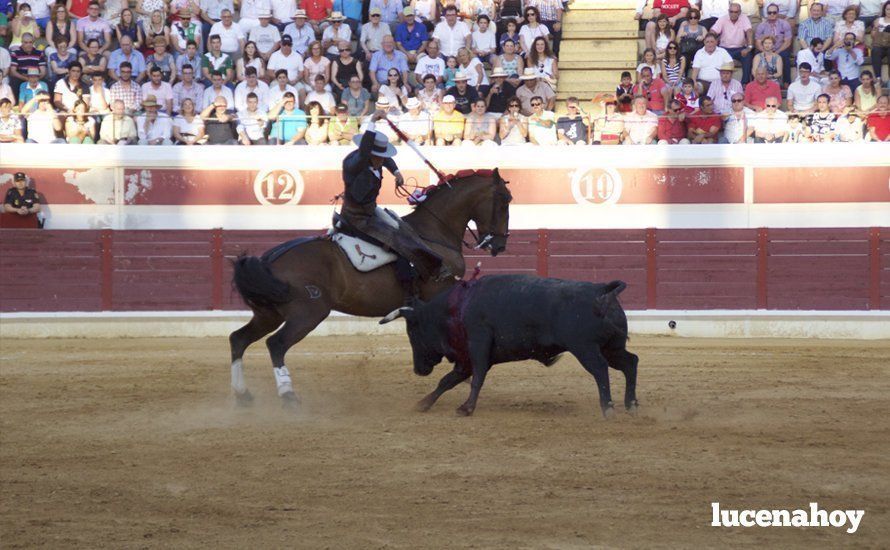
[{"x1": 341, "y1": 124, "x2": 399, "y2": 212}]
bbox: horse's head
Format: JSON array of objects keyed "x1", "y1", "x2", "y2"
[{"x1": 470, "y1": 168, "x2": 512, "y2": 256}]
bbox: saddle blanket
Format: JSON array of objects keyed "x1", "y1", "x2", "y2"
[{"x1": 331, "y1": 207, "x2": 400, "y2": 272}]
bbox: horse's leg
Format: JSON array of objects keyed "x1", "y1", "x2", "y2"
[
  {"x1": 415, "y1": 363, "x2": 471, "y2": 412},
  {"x1": 229, "y1": 309, "x2": 283, "y2": 406},
  {"x1": 266, "y1": 299, "x2": 331, "y2": 408}
]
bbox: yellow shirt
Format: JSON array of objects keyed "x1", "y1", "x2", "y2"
[{"x1": 433, "y1": 109, "x2": 465, "y2": 140}]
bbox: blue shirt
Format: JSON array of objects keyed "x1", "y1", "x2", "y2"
[
  {"x1": 108, "y1": 49, "x2": 147, "y2": 78},
  {"x1": 272, "y1": 108, "x2": 308, "y2": 141},
  {"x1": 394, "y1": 21, "x2": 429, "y2": 52},
  {"x1": 333, "y1": 0, "x2": 362, "y2": 21},
  {"x1": 369, "y1": 49, "x2": 408, "y2": 84},
  {"x1": 18, "y1": 81, "x2": 49, "y2": 107}
]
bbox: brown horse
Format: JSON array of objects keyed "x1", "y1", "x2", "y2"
[{"x1": 229, "y1": 169, "x2": 512, "y2": 406}]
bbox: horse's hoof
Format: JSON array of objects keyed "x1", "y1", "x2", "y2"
[
  {"x1": 602, "y1": 405, "x2": 617, "y2": 420},
  {"x1": 455, "y1": 405, "x2": 474, "y2": 417},
  {"x1": 234, "y1": 390, "x2": 254, "y2": 407},
  {"x1": 626, "y1": 400, "x2": 640, "y2": 416},
  {"x1": 415, "y1": 398, "x2": 434, "y2": 412},
  {"x1": 280, "y1": 391, "x2": 300, "y2": 410}
]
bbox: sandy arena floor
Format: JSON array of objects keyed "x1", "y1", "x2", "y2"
[{"x1": 1, "y1": 334, "x2": 889, "y2": 548}]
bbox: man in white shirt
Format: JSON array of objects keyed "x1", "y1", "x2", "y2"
[
  {"x1": 360, "y1": 7, "x2": 392, "y2": 62},
  {"x1": 691, "y1": 33, "x2": 734, "y2": 94},
  {"x1": 202, "y1": 70, "x2": 235, "y2": 108},
  {"x1": 432, "y1": 5, "x2": 471, "y2": 57},
  {"x1": 237, "y1": 92, "x2": 269, "y2": 144},
  {"x1": 414, "y1": 39, "x2": 445, "y2": 87},
  {"x1": 698, "y1": 0, "x2": 730, "y2": 28},
  {"x1": 239, "y1": 0, "x2": 272, "y2": 34},
  {"x1": 234, "y1": 66, "x2": 270, "y2": 111},
  {"x1": 622, "y1": 96, "x2": 658, "y2": 144},
  {"x1": 172, "y1": 64, "x2": 205, "y2": 113},
  {"x1": 270, "y1": 0, "x2": 297, "y2": 29},
  {"x1": 527, "y1": 95, "x2": 557, "y2": 145},
  {"x1": 397, "y1": 96, "x2": 432, "y2": 143},
  {"x1": 136, "y1": 95, "x2": 173, "y2": 144},
  {"x1": 249, "y1": 10, "x2": 282, "y2": 61},
  {"x1": 283, "y1": 10, "x2": 315, "y2": 57},
  {"x1": 796, "y1": 38, "x2": 828, "y2": 85},
  {"x1": 266, "y1": 35, "x2": 304, "y2": 84},
  {"x1": 268, "y1": 68, "x2": 299, "y2": 105},
  {"x1": 141, "y1": 66, "x2": 174, "y2": 113},
  {"x1": 785, "y1": 62, "x2": 822, "y2": 113},
  {"x1": 750, "y1": 96, "x2": 787, "y2": 143},
  {"x1": 304, "y1": 74, "x2": 337, "y2": 113},
  {"x1": 720, "y1": 92, "x2": 753, "y2": 143},
  {"x1": 200, "y1": 0, "x2": 235, "y2": 36},
  {"x1": 208, "y1": 10, "x2": 245, "y2": 56}
]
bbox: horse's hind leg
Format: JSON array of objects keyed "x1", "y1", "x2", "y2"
[
  {"x1": 229, "y1": 309, "x2": 283, "y2": 405},
  {"x1": 266, "y1": 299, "x2": 331, "y2": 408}
]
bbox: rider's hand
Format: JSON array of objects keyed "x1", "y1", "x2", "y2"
[
  {"x1": 394, "y1": 172, "x2": 405, "y2": 187},
  {"x1": 371, "y1": 109, "x2": 387, "y2": 122}
]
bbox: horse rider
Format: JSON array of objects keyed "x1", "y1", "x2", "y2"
[{"x1": 341, "y1": 110, "x2": 447, "y2": 281}]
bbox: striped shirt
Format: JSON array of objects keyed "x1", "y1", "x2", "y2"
[
  {"x1": 527, "y1": 0, "x2": 562, "y2": 22},
  {"x1": 798, "y1": 16, "x2": 834, "y2": 44}
]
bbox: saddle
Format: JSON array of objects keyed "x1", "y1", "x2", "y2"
[{"x1": 329, "y1": 207, "x2": 400, "y2": 272}]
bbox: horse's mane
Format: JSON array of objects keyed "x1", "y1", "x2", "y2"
[{"x1": 408, "y1": 169, "x2": 497, "y2": 207}]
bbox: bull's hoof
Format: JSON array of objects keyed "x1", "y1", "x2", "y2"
[
  {"x1": 455, "y1": 405, "x2": 475, "y2": 417},
  {"x1": 280, "y1": 391, "x2": 301, "y2": 410},
  {"x1": 626, "y1": 400, "x2": 640, "y2": 416},
  {"x1": 234, "y1": 390, "x2": 254, "y2": 407}
]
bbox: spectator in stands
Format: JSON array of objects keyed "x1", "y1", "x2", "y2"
[
  {"x1": 267, "y1": 91, "x2": 306, "y2": 144},
  {"x1": 304, "y1": 0, "x2": 332, "y2": 36},
  {"x1": 267, "y1": 35, "x2": 303, "y2": 86},
  {"x1": 783, "y1": 112, "x2": 806, "y2": 142},
  {"x1": 370, "y1": 35, "x2": 407, "y2": 92},
  {"x1": 498, "y1": 96, "x2": 528, "y2": 145},
  {"x1": 304, "y1": 100, "x2": 329, "y2": 144},
  {"x1": 76, "y1": 2, "x2": 112, "y2": 55},
  {"x1": 687, "y1": 96, "x2": 722, "y2": 142},
  {"x1": 433, "y1": 5, "x2": 471, "y2": 58},
  {"x1": 675, "y1": 76, "x2": 702, "y2": 112},
  {"x1": 710, "y1": 2, "x2": 753, "y2": 83},
  {"x1": 397, "y1": 96, "x2": 432, "y2": 144},
  {"x1": 433, "y1": 93, "x2": 464, "y2": 145},
  {"x1": 87, "y1": 72, "x2": 111, "y2": 113},
  {"x1": 361, "y1": 7, "x2": 392, "y2": 62},
  {"x1": 858, "y1": 0, "x2": 885, "y2": 30},
  {"x1": 18, "y1": 67, "x2": 48, "y2": 109},
  {"x1": 698, "y1": 0, "x2": 730, "y2": 29},
  {"x1": 808, "y1": 93, "x2": 837, "y2": 141},
  {"x1": 136, "y1": 95, "x2": 173, "y2": 144},
  {"x1": 173, "y1": 64, "x2": 204, "y2": 113},
  {"x1": 835, "y1": 109, "x2": 865, "y2": 141},
  {"x1": 417, "y1": 72, "x2": 442, "y2": 113},
  {"x1": 142, "y1": 10, "x2": 171, "y2": 57},
  {"x1": 823, "y1": 70, "x2": 853, "y2": 113},
  {"x1": 870, "y1": 3, "x2": 890, "y2": 87},
  {"x1": 867, "y1": 94, "x2": 890, "y2": 140},
  {"x1": 744, "y1": 65, "x2": 780, "y2": 110},
  {"x1": 414, "y1": 38, "x2": 445, "y2": 87},
  {"x1": 755, "y1": 4, "x2": 793, "y2": 83},
  {"x1": 173, "y1": 97, "x2": 206, "y2": 144},
  {"x1": 648, "y1": 15, "x2": 675, "y2": 60},
  {"x1": 825, "y1": 32, "x2": 863, "y2": 92},
  {"x1": 445, "y1": 70, "x2": 478, "y2": 114},
  {"x1": 410, "y1": 0, "x2": 438, "y2": 32},
  {"x1": 527, "y1": 0, "x2": 564, "y2": 54},
  {"x1": 646, "y1": 0, "x2": 691, "y2": 47},
  {"x1": 855, "y1": 70, "x2": 879, "y2": 111},
  {"x1": 200, "y1": 0, "x2": 232, "y2": 43},
  {"x1": 142, "y1": 65, "x2": 174, "y2": 113},
  {"x1": 79, "y1": 39, "x2": 108, "y2": 84},
  {"x1": 518, "y1": 6, "x2": 549, "y2": 56},
  {"x1": 99, "y1": 99, "x2": 138, "y2": 143},
  {"x1": 239, "y1": 0, "x2": 271, "y2": 35},
  {"x1": 328, "y1": 103, "x2": 358, "y2": 144},
  {"x1": 146, "y1": 37, "x2": 176, "y2": 83},
  {"x1": 395, "y1": 6, "x2": 428, "y2": 66},
  {"x1": 515, "y1": 67, "x2": 555, "y2": 115},
  {"x1": 331, "y1": 41, "x2": 361, "y2": 95},
  {"x1": 341, "y1": 73, "x2": 371, "y2": 116},
  {"x1": 662, "y1": 41, "x2": 686, "y2": 90},
  {"x1": 270, "y1": 0, "x2": 296, "y2": 30},
  {"x1": 493, "y1": 38, "x2": 523, "y2": 87},
  {"x1": 250, "y1": 10, "x2": 282, "y2": 62},
  {"x1": 677, "y1": 8, "x2": 707, "y2": 69},
  {"x1": 109, "y1": 62, "x2": 143, "y2": 113},
  {"x1": 3, "y1": 172, "x2": 40, "y2": 216},
  {"x1": 234, "y1": 92, "x2": 267, "y2": 144},
  {"x1": 635, "y1": 65, "x2": 671, "y2": 115},
  {"x1": 236, "y1": 41, "x2": 265, "y2": 82},
  {"x1": 591, "y1": 94, "x2": 624, "y2": 145},
  {"x1": 374, "y1": 68, "x2": 405, "y2": 110},
  {"x1": 456, "y1": 46, "x2": 489, "y2": 95},
  {"x1": 797, "y1": 37, "x2": 828, "y2": 85},
  {"x1": 109, "y1": 35, "x2": 147, "y2": 83},
  {"x1": 306, "y1": 73, "x2": 337, "y2": 113},
  {"x1": 169, "y1": 6, "x2": 200, "y2": 57},
  {"x1": 786, "y1": 63, "x2": 822, "y2": 114},
  {"x1": 798, "y1": 2, "x2": 834, "y2": 51},
  {"x1": 528, "y1": 36, "x2": 558, "y2": 85},
  {"x1": 833, "y1": 6, "x2": 865, "y2": 46},
  {"x1": 47, "y1": 38, "x2": 77, "y2": 87},
  {"x1": 9, "y1": 4, "x2": 39, "y2": 49},
  {"x1": 202, "y1": 70, "x2": 235, "y2": 109},
  {"x1": 462, "y1": 98, "x2": 498, "y2": 145},
  {"x1": 234, "y1": 65, "x2": 270, "y2": 111},
  {"x1": 751, "y1": 95, "x2": 787, "y2": 142},
  {"x1": 616, "y1": 71, "x2": 635, "y2": 113},
  {"x1": 657, "y1": 98, "x2": 689, "y2": 143},
  {"x1": 485, "y1": 66, "x2": 515, "y2": 115},
  {"x1": 9, "y1": 33, "x2": 46, "y2": 101},
  {"x1": 692, "y1": 32, "x2": 733, "y2": 93},
  {"x1": 721, "y1": 91, "x2": 753, "y2": 142},
  {"x1": 637, "y1": 47, "x2": 662, "y2": 81},
  {"x1": 322, "y1": 12, "x2": 352, "y2": 60},
  {"x1": 498, "y1": 19, "x2": 521, "y2": 55},
  {"x1": 135, "y1": 0, "x2": 167, "y2": 25},
  {"x1": 471, "y1": 14, "x2": 497, "y2": 64},
  {"x1": 361, "y1": 96, "x2": 401, "y2": 144},
  {"x1": 0, "y1": 98, "x2": 24, "y2": 142},
  {"x1": 203, "y1": 34, "x2": 235, "y2": 84},
  {"x1": 443, "y1": 55, "x2": 458, "y2": 88},
  {"x1": 284, "y1": 10, "x2": 315, "y2": 57},
  {"x1": 47, "y1": 4, "x2": 79, "y2": 54},
  {"x1": 53, "y1": 61, "x2": 85, "y2": 112},
  {"x1": 707, "y1": 61, "x2": 743, "y2": 113},
  {"x1": 759, "y1": 0, "x2": 796, "y2": 22},
  {"x1": 302, "y1": 41, "x2": 331, "y2": 92},
  {"x1": 622, "y1": 96, "x2": 658, "y2": 144},
  {"x1": 200, "y1": 94, "x2": 240, "y2": 143},
  {"x1": 210, "y1": 10, "x2": 245, "y2": 57},
  {"x1": 556, "y1": 96, "x2": 590, "y2": 145}
]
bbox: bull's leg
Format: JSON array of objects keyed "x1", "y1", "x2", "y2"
[
  {"x1": 603, "y1": 348, "x2": 639, "y2": 414},
  {"x1": 457, "y1": 341, "x2": 491, "y2": 417},
  {"x1": 573, "y1": 347, "x2": 615, "y2": 418},
  {"x1": 266, "y1": 300, "x2": 331, "y2": 409},
  {"x1": 416, "y1": 363, "x2": 471, "y2": 412},
  {"x1": 229, "y1": 311, "x2": 283, "y2": 406}
]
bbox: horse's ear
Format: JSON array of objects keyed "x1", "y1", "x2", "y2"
[{"x1": 492, "y1": 168, "x2": 500, "y2": 182}]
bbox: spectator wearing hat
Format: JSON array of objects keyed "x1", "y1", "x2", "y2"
[
  {"x1": 322, "y1": 12, "x2": 352, "y2": 59},
  {"x1": 515, "y1": 67, "x2": 554, "y2": 115},
  {"x1": 328, "y1": 102, "x2": 359, "y2": 144},
  {"x1": 202, "y1": 70, "x2": 235, "y2": 109},
  {"x1": 397, "y1": 96, "x2": 432, "y2": 144},
  {"x1": 109, "y1": 61, "x2": 144, "y2": 113},
  {"x1": 445, "y1": 70, "x2": 479, "y2": 114},
  {"x1": 333, "y1": 0, "x2": 363, "y2": 37},
  {"x1": 267, "y1": 35, "x2": 304, "y2": 85},
  {"x1": 413, "y1": 39, "x2": 446, "y2": 87},
  {"x1": 361, "y1": 7, "x2": 392, "y2": 62},
  {"x1": 632, "y1": 65, "x2": 670, "y2": 114},
  {"x1": 556, "y1": 96, "x2": 590, "y2": 145},
  {"x1": 622, "y1": 96, "x2": 658, "y2": 145},
  {"x1": 462, "y1": 98, "x2": 497, "y2": 145},
  {"x1": 370, "y1": 0, "x2": 401, "y2": 33},
  {"x1": 141, "y1": 65, "x2": 174, "y2": 113},
  {"x1": 136, "y1": 94, "x2": 173, "y2": 144},
  {"x1": 234, "y1": 65, "x2": 270, "y2": 111},
  {"x1": 360, "y1": 95, "x2": 401, "y2": 143},
  {"x1": 284, "y1": 10, "x2": 315, "y2": 57},
  {"x1": 433, "y1": 93, "x2": 464, "y2": 144},
  {"x1": 657, "y1": 98, "x2": 689, "y2": 144},
  {"x1": 370, "y1": 35, "x2": 408, "y2": 92},
  {"x1": 249, "y1": 10, "x2": 282, "y2": 62},
  {"x1": 99, "y1": 99, "x2": 138, "y2": 143},
  {"x1": 4, "y1": 172, "x2": 40, "y2": 217},
  {"x1": 209, "y1": 10, "x2": 245, "y2": 57},
  {"x1": 303, "y1": 0, "x2": 333, "y2": 36},
  {"x1": 433, "y1": 5, "x2": 471, "y2": 58},
  {"x1": 395, "y1": 6, "x2": 429, "y2": 66},
  {"x1": 706, "y1": 61, "x2": 743, "y2": 114},
  {"x1": 235, "y1": 91, "x2": 268, "y2": 144},
  {"x1": 0, "y1": 98, "x2": 24, "y2": 143},
  {"x1": 17, "y1": 66, "x2": 48, "y2": 109},
  {"x1": 498, "y1": 96, "x2": 528, "y2": 145},
  {"x1": 169, "y1": 6, "x2": 202, "y2": 56},
  {"x1": 867, "y1": 95, "x2": 890, "y2": 141},
  {"x1": 202, "y1": 34, "x2": 235, "y2": 84},
  {"x1": 239, "y1": 0, "x2": 272, "y2": 35},
  {"x1": 267, "y1": 91, "x2": 307, "y2": 144},
  {"x1": 485, "y1": 66, "x2": 516, "y2": 115}
]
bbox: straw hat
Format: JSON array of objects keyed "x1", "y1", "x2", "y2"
[
  {"x1": 519, "y1": 68, "x2": 539, "y2": 80},
  {"x1": 142, "y1": 95, "x2": 159, "y2": 108},
  {"x1": 453, "y1": 70, "x2": 470, "y2": 82},
  {"x1": 405, "y1": 97, "x2": 421, "y2": 109},
  {"x1": 719, "y1": 62, "x2": 736, "y2": 72},
  {"x1": 292, "y1": 9, "x2": 307, "y2": 18},
  {"x1": 489, "y1": 67, "x2": 508, "y2": 78},
  {"x1": 328, "y1": 11, "x2": 345, "y2": 21}
]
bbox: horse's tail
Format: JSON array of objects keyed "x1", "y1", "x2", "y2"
[{"x1": 232, "y1": 254, "x2": 292, "y2": 310}]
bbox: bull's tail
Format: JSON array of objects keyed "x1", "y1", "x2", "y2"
[
  {"x1": 598, "y1": 280, "x2": 630, "y2": 342},
  {"x1": 232, "y1": 254, "x2": 292, "y2": 310}
]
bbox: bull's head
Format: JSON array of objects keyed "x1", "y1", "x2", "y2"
[
  {"x1": 472, "y1": 169, "x2": 512, "y2": 257},
  {"x1": 379, "y1": 305, "x2": 445, "y2": 376}
]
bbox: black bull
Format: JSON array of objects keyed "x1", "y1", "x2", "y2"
[{"x1": 380, "y1": 274, "x2": 639, "y2": 417}]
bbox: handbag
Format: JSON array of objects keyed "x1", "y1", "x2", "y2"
[
  {"x1": 873, "y1": 30, "x2": 890, "y2": 48},
  {"x1": 679, "y1": 34, "x2": 702, "y2": 58}
]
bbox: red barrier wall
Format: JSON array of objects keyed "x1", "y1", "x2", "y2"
[{"x1": 1, "y1": 228, "x2": 887, "y2": 312}]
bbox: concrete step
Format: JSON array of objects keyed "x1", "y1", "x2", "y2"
[
  {"x1": 559, "y1": 60, "x2": 636, "y2": 70},
  {"x1": 569, "y1": 0, "x2": 639, "y2": 9},
  {"x1": 563, "y1": 9, "x2": 638, "y2": 24},
  {"x1": 559, "y1": 69, "x2": 627, "y2": 91},
  {"x1": 560, "y1": 46, "x2": 638, "y2": 63},
  {"x1": 562, "y1": 29, "x2": 638, "y2": 39},
  {"x1": 561, "y1": 38, "x2": 638, "y2": 55}
]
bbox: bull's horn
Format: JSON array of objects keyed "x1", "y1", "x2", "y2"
[{"x1": 379, "y1": 307, "x2": 413, "y2": 324}]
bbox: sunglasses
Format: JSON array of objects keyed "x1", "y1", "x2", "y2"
[
  {"x1": 732, "y1": 99, "x2": 743, "y2": 103},
  {"x1": 525, "y1": 12, "x2": 535, "y2": 16},
  {"x1": 508, "y1": 104, "x2": 520, "y2": 108},
  {"x1": 371, "y1": 13, "x2": 380, "y2": 17},
  {"x1": 766, "y1": 103, "x2": 778, "y2": 107},
  {"x1": 768, "y1": 10, "x2": 778, "y2": 14},
  {"x1": 688, "y1": 15, "x2": 699, "y2": 19},
  {"x1": 530, "y1": 102, "x2": 542, "y2": 106},
  {"x1": 667, "y1": 46, "x2": 677, "y2": 50}
]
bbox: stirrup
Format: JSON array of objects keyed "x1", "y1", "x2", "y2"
[{"x1": 433, "y1": 265, "x2": 454, "y2": 282}]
